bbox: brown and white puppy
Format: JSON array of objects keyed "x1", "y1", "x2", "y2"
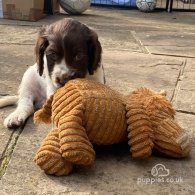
[{"x1": 1, "y1": 18, "x2": 105, "y2": 129}]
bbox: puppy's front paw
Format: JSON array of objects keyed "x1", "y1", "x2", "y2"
[{"x1": 4, "y1": 111, "x2": 27, "y2": 129}]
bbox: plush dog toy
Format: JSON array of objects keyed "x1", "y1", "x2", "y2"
[{"x1": 34, "y1": 79, "x2": 191, "y2": 176}]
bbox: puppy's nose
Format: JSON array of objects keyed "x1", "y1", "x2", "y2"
[{"x1": 56, "y1": 74, "x2": 69, "y2": 86}]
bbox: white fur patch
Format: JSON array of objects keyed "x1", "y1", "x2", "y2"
[
  {"x1": 51, "y1": 59, "x2": 70, "y2": 87},
  {"x1": 0, "y1": 96, "x2": 18, "y2": 108},
  {"x1": 86, "y1": 65, "x2": 105, "y2": 84},
  {"x1": 43, "y1": 56, "x2": 70, "y2": 95}
]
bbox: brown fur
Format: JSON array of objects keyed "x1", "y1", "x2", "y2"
[{"x1": 35, "y1": 18, "x2": 102, "y2": 78}]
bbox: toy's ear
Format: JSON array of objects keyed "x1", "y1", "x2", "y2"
[
  {"x1": 159, "y1": 90, "x2": 167, "y2": 96},
  {"x1": 126, "y1": 100, "x2": 154, "y2": 158},
  {"x1": 34, "y1": 95, "x2": 53, "y2": 124}
]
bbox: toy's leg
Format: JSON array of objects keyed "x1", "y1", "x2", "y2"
[
  {"x1": 34, "y1": 128, "x2": 73, "y2": 176},
  {"x1": 154, "y1": 118, "x2": 191, "y2": 158},
  {"x1": 58, "y1": 109, "x2": 95, "y2": 166},
  {"x1": 126, "y1": 102, "x2": 154, "y2": 158}
]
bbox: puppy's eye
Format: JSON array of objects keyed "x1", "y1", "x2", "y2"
[
  {"x1": 47, "y1": 52, "x2": 57, "y2": 61},
  {"x1": 74, "y1": 54, "x2": 85, "y2": 61}
]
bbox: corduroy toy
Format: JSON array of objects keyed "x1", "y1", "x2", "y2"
[
  {"x1": 34, "y1": 79, "x2": 191, "y2": 176},
  {"x1": 126, "y1": 88, "x2": 191, "y2": 158}
]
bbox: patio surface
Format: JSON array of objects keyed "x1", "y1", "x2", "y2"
[{"x1": 0, "y1": 7, "x2": 195, "y2": 195}]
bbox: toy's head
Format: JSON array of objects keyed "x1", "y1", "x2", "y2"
[{"x1": 126, "y1": 88, "x2": 191, "y2": 158}]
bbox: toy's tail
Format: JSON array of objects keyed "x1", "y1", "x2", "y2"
[{"x1": 0, "y1": 95, "x2": 18, "y2": 108}]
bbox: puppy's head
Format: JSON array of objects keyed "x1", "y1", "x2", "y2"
[{"x1": 35, "y1": 18, "x2": 102, "y2": 88}]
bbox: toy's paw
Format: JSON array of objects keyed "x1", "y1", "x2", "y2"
[
  {"x1": 34, "y1": 151, "x2": 73, "y2": 176},
  {"x1": 59, "y1": 120, "x2": 96, "y2": 166},
  {"x1": 34, "y1": 128, "x2": 73, "y2": 176},
  {"x1": 60, "y1": 139, "x2": 95, "y2": 166}
]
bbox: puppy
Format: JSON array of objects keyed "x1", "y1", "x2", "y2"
[{"x1": 0, "y1": 18, "x2": 105, "y2": 129}]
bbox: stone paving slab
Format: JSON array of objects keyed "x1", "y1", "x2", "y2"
[
  {"x1": 135, "y1": 31, "x2": 195, "y2": 47},
  {"x1": 0, "y1": 117, "x2": 194, "y2": 195},
  {"x1": 0, "y1": 26, "x2": 38, "y2": 45},
  {"x1": 97, "y1": 29, "x2": 141, "y2": 52},
  {"x1": 0, "y1": 26, "x2": 141, "y2": 53},
  {"x1": 0, "y1": 22, "x2": 140, "y2": 52},
  {"x1": 173, "y1": 59, "x2": 195, "y2": 113},
  {"x1": 1, "y1": 49, "x2": 193, "y2": 194},
  {"x1": 148, "y1": 46, "x2": 195, "y2": 58},
  {"x1": 103, "y1": 50, "x2": 184, "y2": 99},
  {"x1": 176, "y1": 112, "x2": 195, "y2": 138},
  {"x1": 135, "y1": 31, "x2": 195, "y2": 57},
  {"x1": 0, "y1": 107, "x2": 15, "y2": 158},
  {"x1": 1, "y1": 9, "x2": 195, "y2": 31},
  {"x1": 0, "y1": 45, "x2": 34, "y2": 95},
  {"x1": 0, "y1": 6, "x2": 195, "y2": 195},
  {"x1": 0, "y1": 44, "x2": 35, "y2": 163}
]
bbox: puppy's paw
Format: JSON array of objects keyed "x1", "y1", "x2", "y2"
[{"x1": 4, "y1": 111, "x2": 27, "y2": 129}]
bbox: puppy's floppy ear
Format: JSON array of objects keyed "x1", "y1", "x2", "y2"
[
  {"x1": 35, "y1": 29, "x2": 49, "y2": 76},
  {"x1": 87, "y1": 31, "x2": 102, "y2": 75}
]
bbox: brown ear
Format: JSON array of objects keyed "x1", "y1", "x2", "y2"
[
  {"x1": 35, "y1": 36, "x2": 49, "y2": 76},
  {"x1": 87, "y1": 31, "x2": 102, "y2": 75}
]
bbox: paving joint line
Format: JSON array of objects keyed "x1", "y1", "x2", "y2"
[
  {"x1": 0, "y1": 43, "x2": 34, "y2": 46},
  {"x1": 151, "y1": 52, "x2": 195, "y2": 59},
  {"x1": 176, "y1": 110, "x2": 195, "y2": 116},
  {"x1": 0, "y1": 94, "x2": 10, "y2": 96},
  {"x1": 0, "y1": 23, "x2": 41, "y2": 27},
  {"x1": 171, "y1": 59, "x2": 187, "y2": 103},
  {"x1": 0, "y1": 126, "x2": 24, "y2": 179},
  {"x1": 131, "y1": 31, "x2": 150, "y2": 54}
]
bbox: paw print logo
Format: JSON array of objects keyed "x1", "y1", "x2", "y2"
[{"x1": 151, "y1": 164, "x2": 170, "y2": 177}]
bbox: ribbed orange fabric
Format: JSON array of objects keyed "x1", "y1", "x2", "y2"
[
  {"x1": 126, "y1": 88, "x2": 191, "y2": 158},
  {"x1": 126, "y1": 100, "x2": 154, "y2": 158},
  {"x1": 154, "y1": 118, "x2": 191, "y2": 157},
  {"x1": 34, "y1": 95, "x2": 53, "y2": 124},
  {"x1": 34, "y1": 128, "x2": 73, "y2": 176},
  {"x1": 34, "y1": 80, "x2": 191, "y2": 176},
  {"x1": 34, "y1": 79, "x2": 127, "y2": 174},
  {"x1": 52, "y1": 79, "x2": 127, "y2": 165}
]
